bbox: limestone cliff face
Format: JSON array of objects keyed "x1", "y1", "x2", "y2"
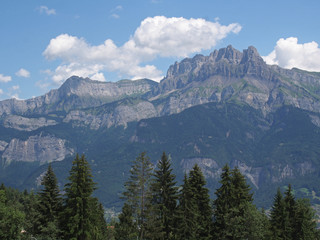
[
  {"x1": 0, "y1": 77, "x2": 157, "y2": 116},
  {"x1": 2, "y1": 134, "x2": 74, "y2": 166},
  {"x1": 2, "y1": 115, "x2": 57, "y2": 131},
  {"x1": 152, "y1": 45, "x2": 320, "y2": 115},
  {"x1": 180, "y1": 158, "x2": 316, "y2": 190},
  {"x1": 1, "y1": 45, "x2": 320, "y2": 171}
]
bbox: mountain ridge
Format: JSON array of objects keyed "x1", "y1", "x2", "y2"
[{"x1": 1, "y1": 45, "x2": 320, "y2": 208}]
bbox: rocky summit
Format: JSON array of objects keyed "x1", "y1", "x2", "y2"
[{"x1": 1, "y1": 45, "x2": 320, "y2": 208}]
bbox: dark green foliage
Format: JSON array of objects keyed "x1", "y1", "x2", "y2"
[
  {"x1": 213, "y1": 165, "x2": 261, "y2": 239},
  {"x1": 21, "y1": 190, "x2": 41, "y2": 237},
  {"x1": 188, "y1": 164, "x2": 212, "y2": 239},
  {"x1": 0, "y1": 190, "x2": 25, "y2": 240},
  {"x1": 122, "y1": 152, "x2": 153, "y2": 239},
  {"x1": 115, "y1": 203, "x2": 138, "y2": 240},
  {"x1": 269, "y1": 185, "x2": 320, "y2": 240},
  {"x1": 270, "y1": 188, "x2": 291, "y2": 240},
  {"x1": 62, "y1": 154, "x2": 105, "y2": 240},
  {"x1": 174, "y1": 174, "x2": 197, "y2": 240},
  {"x1": 145, "y1": 152, "x2": 178, "y2": 240},
  {"x1": 213, "y1": 164, "x2": 232, "y2": 239},
  {"x1": 37, "y1": 164, "x2": 62, "y2": 239},
  {"x1": 89, "y1": 199, "x2": 108, "y2": 240},
  {"x1": 242, "y1": 204, "x2": 271, "y2": 240},
  {"x1": 294, "y1": 199, "x2": 319, "y2": 239},
  {"x1": 283, "y1": 184, "x2": 295, "y2": 239}
]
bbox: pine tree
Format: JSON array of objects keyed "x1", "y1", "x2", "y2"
[
  {"x1": 62, "y1": 154, "x2": 103, "y2": 240},
  {"x1": 283, "y1": 184, "x2": 295, "y2": 239},
  {"x1": 145, "y1": 152, "x2": 178, "y2": 240},
  {"x1": 122, "y1": 152, "x2": 153, "y2": 240},
  {"x1": 212, "y1": 164, "x2": 232, "y2": 239},
  {"x1": 269, "y1": 188, "x2": 289, "y2": 240},
  {"x1": 115, "y1": 203, "x2": 138, "y2": 240},
  {"x1": 213, "y1": 165, "x2": 256, "y2": 239},
  {"x1": 293, "y1": 198, "x2": 318, "y2": 239},
  {"x1": 174, "y1": 174, "x2": 197, "y2": 240},
  {"x1": 37, "y1": 164, "x2": 62, "y2": 239},
  {"x1": 89, "y1": 199, "x2": 108, "y2": 240},
  {"x1": 188, "y1": 164, "x2": 212, "y2": 240}
]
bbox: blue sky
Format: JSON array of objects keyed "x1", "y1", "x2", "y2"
[{"x1": 1, "y1": 0, "x2": 320, "y2": 100}]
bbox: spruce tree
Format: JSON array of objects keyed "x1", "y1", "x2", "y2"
[
  {"x1": 294, "y1": 198, "x2": 319, "y2": 239},
  {"x1": 174, "y1": 174, "x2": 197, "y2": 240},
  {"x1": 269, "y1": 188, "x2": 289, "y2": 240},
  {"x1": 115, "y1": 203, "x2": 138, "y2": 240},
  {"x1": 62, "y1": 154, "x2": 103, "y2": 240},
  {"x1": 213, "y1": 165, "x2": 256, "y2": 239},
  {"x1": 122, "y1": 152, "x2": 153, "y2": 240},
  {"x1": 146, "y1": 152, "x2": 178, "y2": 240},
  {"x1": 283, "y1": 184, "x2": 295, "y2": 239},
  {"x1": 188, "y1": 164, "x2": 212, "y2": 240},
  {"x1": 212, "y1": 164, "x2": 232, "y2": 239},
  {"x1": 37, "y1": 164, "x2": 62, "y2": 239}
]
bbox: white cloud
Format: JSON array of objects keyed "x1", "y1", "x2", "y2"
[
  {"x1": 0, "y1": 89, "x2": 3, "y2": 95},
  {"x1": 12, "y1": 85, "x2": 20, "y2": 91},
  {"x1": 0, "y1": 74, "x2": 12, "y2": 83},
  {"x1": 110, "y1": 14, "x2": 120, "y2": 19},
  {"x1": 110, "y1": 5, "x2": 123, "y2": 19},
  {"x1": 16, "y1": 68, "x2": 30, "y2": 78},
  {"x1": 263, "y1": 37, "x2": 320, "y2": 72},
  {"x1": 43, "y1": 16, "x2": 241, "y2": 84},
  {"x1": 38, "y1": 6, "x2": 56, "y2": 16},
  {"x1": 11, "y1": 94, "x2": 20, "y2": 100}
]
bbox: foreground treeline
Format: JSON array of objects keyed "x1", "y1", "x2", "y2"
[
  {"x1": 0, "y1": 154, "x2": 107, "y2": 240},
  {"x1": 1, "y1": 152, "x2": 319, "y2": 240},
  {"x1": 115, "y1": 152, "x2": 320, "y2": 240}
]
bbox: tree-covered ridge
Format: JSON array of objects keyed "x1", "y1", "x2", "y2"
[{"x1": 0, "y1": 151, "x2": 319, "y2": 239}]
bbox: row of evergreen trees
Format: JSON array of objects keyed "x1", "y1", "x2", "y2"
[
  {"x1": 0, "y1": 154, "x2": 107, "y2": 240},
  {"x1": 115, "y1": 152, "x2": 320, "y2": 240},
  {"x1": 1, "y1": 151, "x2": 319, "y2": 239}
]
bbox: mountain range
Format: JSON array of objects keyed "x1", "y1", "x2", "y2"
[{"x1": 1, "y1": 45, "x2": 320, "y2": 209}]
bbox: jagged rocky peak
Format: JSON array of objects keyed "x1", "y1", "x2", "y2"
[
  {"x1": 241, "y1": 45, "x2": 265, "y2": 65},
  {"x1": 209, "y1": 45, "x2": 243, "y2": 64},
  {"x1": 165, "y1": 45, "x2": 266, "y2": 79}
]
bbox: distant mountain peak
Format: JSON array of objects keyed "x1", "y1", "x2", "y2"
[{"x1": 210, "y1": 44, "x2": 243, "y2": 64}]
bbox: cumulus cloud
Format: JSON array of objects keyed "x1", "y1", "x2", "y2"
[
  {"x1": 263, "y1": 37, "x2": 320, "y2": 72},
  {"x1": 16, "y1": 68, "x2": 30, "y2": 78},
  {"x1": 43, "y1": 16, "x2": 241, "y2": 84},
  {"x1": 38, "y1": 6, "x2": 56, "y2": 15},
  {"x1": 0, "y1": 74, "x2": 12, "y2": 82}
]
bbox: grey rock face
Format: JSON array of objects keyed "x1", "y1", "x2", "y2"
[
  {"x1": 153, "y1": 45, "x2": 320, "y2": 115},
  {"x1": 0, "y1": 140, "x2": 8, "y2": 152},
  {"x1": 64, "y1": 101, "x2": 158, "y2": 129},
  {"x1": 0, "y1": 77, "x2": 158, "y2": 116},
  {"x1": 2, "y1": 134, "x2": 74, "y2": 166},
  {"x1": 1, "y1": 45, "x2": 320, "y2": 170},
  {"x1": 3, "y1": 115, "x2": 57, "y2": 131}
]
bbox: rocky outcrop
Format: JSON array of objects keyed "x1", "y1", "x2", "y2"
[
  {"x1": 64, "y1": 100, "x2": 158, "y2": 129},
  {"x1": 0, "y1": 140, "x2": 8, "y2": 152},
  {"x1": 152, "y1": 45, "x2": 320, "y2": 115},
  {"x1": 2, "y1": 134, "x2": 74, "y2": 166},
  {"x1": 0, "y1": 77, "x2": 158, "y2": 116},
  {"x1": 2, "y1": 115, "x2": 57, "y2": 131}
]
